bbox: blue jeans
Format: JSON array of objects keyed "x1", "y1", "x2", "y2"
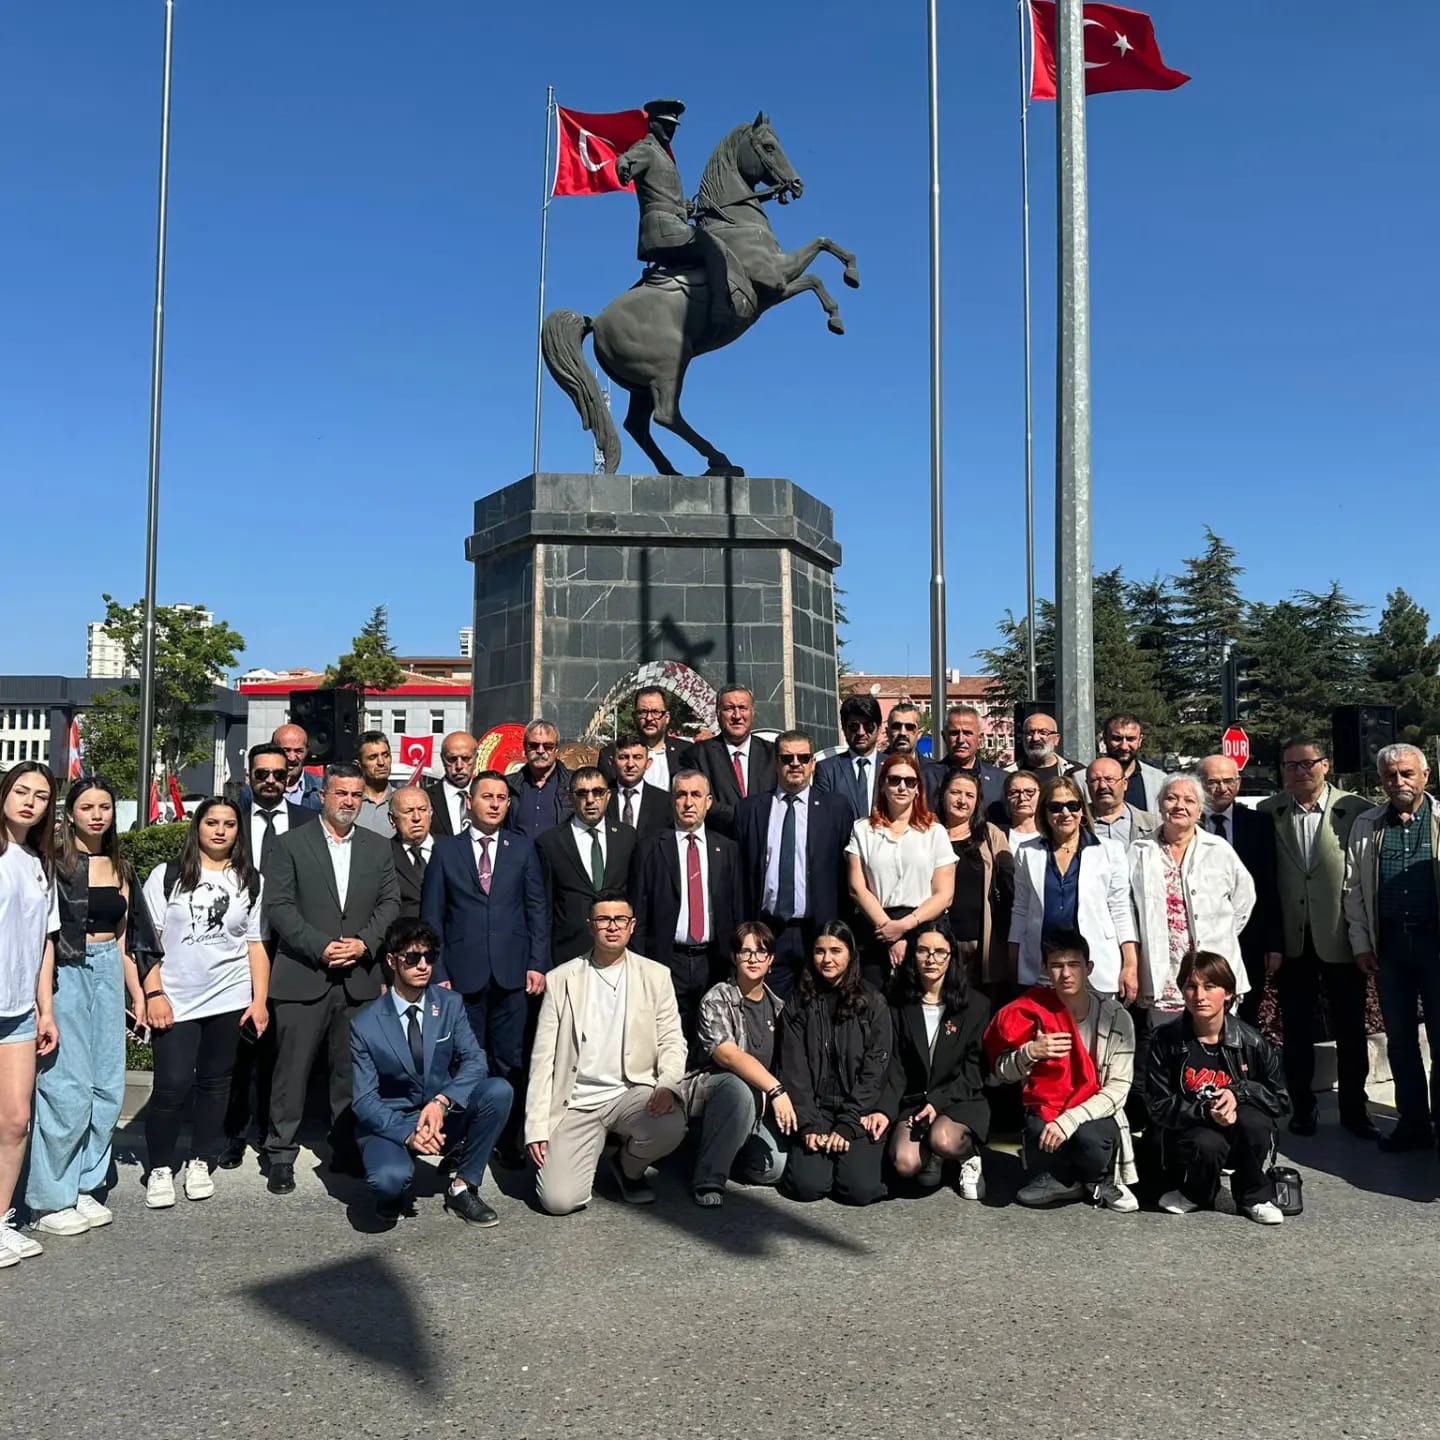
[
  {"x1": 1376, "y1": 926, "x2": 1440, "y2": 1129},
  {"x1": 28, "y1": 941, "x2": 126, "y2": 1212},
  {"x1": 686, "y1": 1071, "x2": 787, "y2": 1193}
]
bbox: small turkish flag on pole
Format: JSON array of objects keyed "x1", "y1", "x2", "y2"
[
  {"x1": 148, "y1": 781, "x2": 162, "y2": 824},
  {"x1": 398, "y1": 735, "x2": 434, "y2": 786},
  {"x1": 168, "y1": 775, "x2": 187, "y2": 820},
  {"x1": 552, "y1": 106, "x2": 651, "y2": 197},
  {"x1": 1030, "y1": 1, "x2": 1189, "y2": 100}
]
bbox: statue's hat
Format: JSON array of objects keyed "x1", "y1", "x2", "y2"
[{"x1": 644, "y1": 98, "x2": 685, "y2": 125}]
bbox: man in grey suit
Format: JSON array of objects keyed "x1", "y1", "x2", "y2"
[
  {"x1": 1085, "y1": 757, "x2": 1159, "y2": 852},
  {"x1": 262, "y1": 762, "x2": 401, "y2": 1194}
]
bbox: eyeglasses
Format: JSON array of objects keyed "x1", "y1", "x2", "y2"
[
  {"x1": 885, "y1": 775, "x2": 919, "y2": 789},
  {"x1": 736, "y1": 946, "x2": 773, "y2": 958},
  {"x1": 1047, "y1": 800, "x2": 1084, "y2": 814},
  {"x1": 591, "y1": 915, "x2": 634, "y2": 929},
  {"x1": 527, "y1": 741, "x2": 557, "y2": 752},
  {"x1": 1008, "y1": 787, "x2": 1039, "y2": 801},
  {"x1": 779, "y1": 753, "x2": 812, "y2": 766},
  {"x1": 251, "y1": 768, "x2": 287, "y2": 781},
  {"x1": 915, "y1": 946, "x2": 951, "y2": 960},
  {"x1": 1281, "y1": 758, "x2": 1324, "y2": 772},
  {"x1": 394, "y1": 949, "x2": 434, "y2": 967},
  {"x1": 635, "y1": 709, "x2": 668, "y2": 719},
  {"x1": 572, "y1": 786, "x2": 609, "y2": 799},
  {"x1": 844, "y1": 718, "x2": 878, "y2": 731},
  {"x1": 1024, "y1": 728, "x2": 1058, "y2": 739},
  {"x1": 889, "y1": 721, "x2": 919, "y2": 733}
]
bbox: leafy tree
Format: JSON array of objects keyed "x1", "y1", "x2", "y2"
[
  {"x1": 1092, "y1": 568, "x2": 1171, "y2": 747},
  {"x1": 1125, "y1": 572, "x2": 1185, "y2": 743},
  {"x1": 976, "y1": 601, "x2": 1056, "y2": 713},
  {"x1": 1369, "y1": 588, "x2": 1440, "y2": 752},
  {"x1": 325, "y1": 605, "x2": 405, "y2": 695},
  {"x1": 1171, "y1": 529, "x2": 1245, "y2": 756}
]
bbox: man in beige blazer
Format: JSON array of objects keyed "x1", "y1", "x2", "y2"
[
  {"x1": 525, "y1": 890, "x2": 687, "y2": 1215},
  {"x1": 1258, "y1": 737, "x2": 1377, "y2": 1139}
]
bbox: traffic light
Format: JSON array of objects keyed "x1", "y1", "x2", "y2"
[{"x1": 1221, "y1": 652, "x2": 1260, "y2": 728}]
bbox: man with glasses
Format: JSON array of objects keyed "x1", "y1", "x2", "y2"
[
  {"x1": 1084, "y1": 756, "x2": 1157, "y2": 854},
  {"x1": 537, "y1": 766, "x2": 638, "y2": 964},
  {"x1": 694, "y1": 686, "x2": 777, "y2": 837},
  {"x1": 604, "y1": 733, "x2": 673, "y2": 838},
  {"x1": 506, "y1": 719, "x2": 574, "y2": 839},
  {"x1": 817, "y1": 693, "x2": 884, "y2": 821},
  {"x1": 1258, "y1": 738, "x2": 1376, "y2": 1139},
  {"x1": 882, "y1": 701, "x2": 924, "y2": 758},
  {"x1": 924, "y1": 705, "x2": 1007, "y2": 822},
  {"x1": 426, "y1": 731, "x2": 479, "y2": 838},
  {"x1": 349, "y1": 919, "x2": 513, "y2": 1225},
  {"x1": 599, "y1": 689, "x2": 694, "y2": 794},
  {"x1": 735, "y1": 731, "x2": 853, "y2": 998},
  {"x1": 525, "y1": 893, "x2": 687, "y2": 1214},
  {"x1": 1009, "y1": 712, "x2": 1077, "y2": 787}
]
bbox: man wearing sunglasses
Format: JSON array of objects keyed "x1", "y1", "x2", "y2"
[
  {"x1": 735, "y1": 731, "x2": 853, "y2": 998},
  {"x1": 349, "y1": 919, "x2": 513, "y2": 1225},
  {"x1": 816, "y1": 693, "x2": 884, "y2": 821},
  {"x1": 882, "y1": 702, "x2": 924, "y2": 758},
  {"x1": 505, "y1": 719, "x2": 574, "y2": 839},
  {"x1": 238, "y1": 743, "x2": 318, "y2": 872}
]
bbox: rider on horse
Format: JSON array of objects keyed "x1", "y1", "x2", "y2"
[{"x1": 615, "y1": 99, "x2": 732, "y2": 333}]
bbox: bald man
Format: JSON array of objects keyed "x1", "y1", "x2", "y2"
[
  {"x1": 426, "y1": 731, "x2": 479, "y2": 838},
  {"x1": 388, "y1": 785, "x2": 435, "y2": 920},
  {"x1": 1008, "y1": 713, "x2": 1078, "y2": 786},
  {"x1": 273, "y1": 723, "x2": 323, "y2": 811}
]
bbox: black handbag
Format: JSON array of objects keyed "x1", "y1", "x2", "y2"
[{"x1": 1269, "y1": 1164, "x2": 1304, "y2": 1216}]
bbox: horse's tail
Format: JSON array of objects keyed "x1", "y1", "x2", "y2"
[{"x1": 541, "y1": 309, "x2": 621, "y2": 473}]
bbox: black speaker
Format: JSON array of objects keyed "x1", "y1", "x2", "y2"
[
  {"x1": 288, "y1": 688, "x2": 360, "y2": 765},
  {"x1": 1331, "y1": 704, "x2": 1398, "y2": 774}
]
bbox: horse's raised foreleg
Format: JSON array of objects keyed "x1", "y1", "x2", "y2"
[
  {"x1": 774, "y1": 237, "x2": 861, "y2": 291},
  {"x1": 623, "y1": 388, "x2": 681, "y2": 477},
  {"x1": 651, "y1": 380, "x2": 742, "y2": 478},
  {"x1": 776, "y1": 272, "x2": 846, "y2": 335}
]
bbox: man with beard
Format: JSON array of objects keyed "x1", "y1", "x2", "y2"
[
  {"x1": 272, "y1": 723, "x2": 324, "y2": 812},
  {"x1": 426, "y1": 730, "x2": 478, "y2": 838},
  {"x1": 599, "y1": 689, "x2": 695, "y2": 794},
  {"x1": 1007, "y1": 712, "x2": 1078, "y2": 787}
]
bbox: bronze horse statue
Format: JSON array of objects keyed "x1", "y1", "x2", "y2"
[{"x1": 542, "y1": 114, "x2": 859, "y2": 477}]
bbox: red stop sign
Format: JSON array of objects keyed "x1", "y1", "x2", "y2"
[{"x1": 1222, "y1": 725, "x2": 1250, "y2": 770}]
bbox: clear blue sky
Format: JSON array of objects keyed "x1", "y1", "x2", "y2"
[{"x1": 3, "y1": 1, "x2": 1436, "y2": 682}]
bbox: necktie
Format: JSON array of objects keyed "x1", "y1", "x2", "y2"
[
  {"x1": 623, "y1": 789, "x2": 637, "y2": 828},
  {"x1": 477, "y1": 835, "x2": 493, "y2": 894},
  {"x1": 257, "y1": 808, "x2": 276, "y2": 870},
  {"x1": 856, "y1": 757, "x2": 869, "y2": 806},
  {"x1": 1210, "y1": 814, "x2": 1228, "y2": 840},
  {"x1": 405, "y1": 1004, "x2": 424, "y2": 1073},
  {"x1": 589, "y1": 828, "x2": 605, "y2": 889},
  {"x1": 731, "y1": 749, "x2": 746, "y2": 797},
  {"x1": 777, "y1": 794, "x2": 798, "y2": 921},
  {"x1": 409, "y1": 844, "x2": 427, "y2": 882},
  {"x1": 686, "y1": 834, "x2": 705, "y2": 944}
]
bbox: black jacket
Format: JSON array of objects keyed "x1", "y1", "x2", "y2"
[
  {"x1": 537, "y1": 820, "x2": 638, "y2": 964},
  {"x1": 692, "y1": 736, "x2": 778, "y2": 837},
  {"x1": 389, "y1": 836, "x2": 429, "y2": 921},
  {"x1": 505, "y1": 762, "x2": 575, "y2": 838},
  {"x1": 55, "y1": 852, "x2": 162, "y2": 981},
  {"x1": 606, "y1": 784, "x2": 672, "y2": 841},
  {"x1": 778, "y1": 986, "x2": 893, "y2": 1141},
  {"x1": 598, "y1": 737, "x2": 695, "y2": 789},
  {"x1": 1145, "y1": 1010, "x2": 1291, "y2": 1130},
  {"x1": 1227, "y1": 805, "x2": 1283, "y2": 961},
  {"x1": 629, "y1": 828, "x2": 743, "y2": 973},
  {"x1": 880, "y1": 995, "x2": 991, "y2": 1141}
]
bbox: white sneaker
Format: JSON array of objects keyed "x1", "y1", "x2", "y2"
[
  {"x1": 1017, "y1": 1172, "x2": 1084, "y2": 1207},
  {"x1": 1092, "y1": 1179, "x2": 1139, "y2": 1213},
  {"x1": 0, "y1": 1210, "x2": 41, "y2": 1260},
  {"x1": 184, "y1": 1160, "x2": 215, "y2": 1201},
  {"x1": 0, "y1": 1245, "x2": 16, "y2": 1269},
  {"x1": 74, "y1": 1194, "x2": 113, "y2": 1229},
  {"x1": 1244, "y1": 1200, "x2": 1285, "y2": 1226},
  {"x1": 1159, "y1": 1188, "x2": 1200, "y2": 1215},
  {"x1": 958, "y1": 1154, "x2": 986, "y2": 1201},
  {"x1": 31, "y1": 1207, "x2": 90, "y2": 1236},
  {"x1": 146, "y1": 1167, "x2": 177, "y2": 1209}
]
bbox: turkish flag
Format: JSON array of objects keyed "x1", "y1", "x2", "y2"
[
  {"x1": 167, "y1": 775, "x2": 187, "y2": 820},
  {"x1": 397, "y1": 734, "x2": 434, "y2": 772},
  {"x1": 552, "y1": 106, "x2": 651, "y2": 197},
  {"x1": 1030, "y1": 2, "x2": 1190, "y2": 100},
  {"x1": 147, "y1": 781, "x2": 162, "y2": 824}
]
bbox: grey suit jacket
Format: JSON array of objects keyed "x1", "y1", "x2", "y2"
[{"x1": 262, "y1": 821, "x2": 401, "y2": 1004}]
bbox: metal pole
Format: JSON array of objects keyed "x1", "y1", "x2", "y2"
[
  {"x1": 1018, "y1": 0, "x2": 1037, "y2": 702},
  {"x1": 1054, "y1": 0, "x2": 1095, "y2": 762},
  {"x1": 925, "y1": 0, "x2": 947, "y2": 744},
  {"x1": 531, "y1": 85, "x2": 555, "y2": 476},
  {"x1": 136, "y1": 0, "x2": 175, "y2": 826}
]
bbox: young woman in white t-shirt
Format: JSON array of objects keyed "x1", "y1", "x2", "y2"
[
  {"x1": 140, "y1": 798, "x2": 268, "y2": 1209},
  {"x1": 0, "y1": 763, "x2": 60, "y2": 1269}
]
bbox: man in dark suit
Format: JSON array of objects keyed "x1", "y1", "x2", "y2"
[
  {"x1": 238, "y1": 742, "x2": 320, "y2": 868},
  {"x1": 924, "y1": 705, "x2": 1008, "y2": 824},
  {"x1": 692, "y1": 686, "x2": 777, "y2": 836},
  {"x1": 387, "y1": 785, "x2": 435, "y2": 921},
  {"x1": 537, "y1": 765, "x2": 637, "y2": 964},
  {"x1": 261, "y1": 762, "x2": 401, "y2": 1195},
  {"x1": 425, "y1": 730, "x2": 478, "y2": 839},
  {"x1": 350, "y1": 917, "x2": 512, "y2": 1224},
  {"x1": 605, "y1": 732, "x2": 674, "y2": 839},
  {"x1": 630, "y1": 770, "x2": 743, "y2": 1050},
  {"x1": 598, "y1": 689, "x2": 694, "y2": 794},
  {"x1": 816, "y1": 693, "x2": 883, "y2": 822},
  {"x1": 421, "y1": 769, "x2": 550, "y2": 1155},
  {"x1": 735, "y1": 730, "x2": 854, "y2": 999}
]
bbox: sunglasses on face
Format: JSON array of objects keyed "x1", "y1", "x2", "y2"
[
  {"x1": 394, "y1": 949, "x2": 434, "y2": 967},
  {"x1": 571, "y1": 786, "x2": 608, "y2": 800},
  {"x1": 889, "y1": 722, "x2": 919, "y2": 733},
  {"x1": 844, "y1": 718, "x2": 878, "y2": 732},
  {"x1": 527, "y1": 741, "x2": 557, "y2": 753},
  {"x1": 779, "y1": 753, "x2": 812, "y2": 766},
  {"x1": 1047, "y1": 800, "x2": 1084, "y2": 814},
  {"x1": 251, "y1": 768, "x2": 287, "y2": 781},
  {"x1": 886, "y1": 776, "x2": 919, "y2": 789}
]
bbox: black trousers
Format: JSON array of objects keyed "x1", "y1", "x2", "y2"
[
  {"x1": 223, "y1": 1003, "x2": 276, "y2": 1145},
  {"x1": 1024, "y1": 1111, "x2": 1119, "y2": 1186},
  {"x1": 1168, "y1": 1103, "x2": 1275, "y2": 1208},
  {"x1": 1237, "y1": 947, "x2": 1268, "y2": 1029},
  {"x1": 758, "y1": 914, "x2": 815, "y2": 1002},
  {"x1": 782, "y1": 1127, "x2": 886, "y2": 1205},
  {"x1": 266, "y1": 986, "x2": 361, "y2": 1164},
  {"x1": 1275, "y1": 938, "x2": 1369, "y2": 1119},
  {"x1": 462, "y1": 984, "x2": 530, "y2": 1154},
  {"x1": 860, "y1": 907, "x2": 911, "y2": 994},
  {"x1": 1126, "y1": 1005, "x2": 1157, "y2": 1133},
  {"x1": 668, "y1": 943, "x2": 722, "y2": 1058},
  {"x1": 147, "y1": 1010, "x2": 244, "y2": 1171}
]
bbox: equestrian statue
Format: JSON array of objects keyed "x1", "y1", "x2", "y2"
[{"x1": 542, "y1": 101, "x2": 860, "y2": 478}]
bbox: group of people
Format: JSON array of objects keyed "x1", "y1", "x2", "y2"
[{"x1": 0, "y1": 686, "x2": 1435, "y2": 1263}]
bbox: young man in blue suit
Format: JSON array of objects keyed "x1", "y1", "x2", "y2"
[{"x1": 350, "y1": 919, "x2": 512, "y2": 1223}]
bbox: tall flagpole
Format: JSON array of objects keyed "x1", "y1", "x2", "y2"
[
  {"x1": 1018, "y1": 0, "x2": 1037, "y2": 703},
  {"x1": 532, "y1": 85, "x2": 555, "y2": 476},
  {"x1": 925, "y1": 0, "x2": 947, "y2": 740},
  {"x1": 1054, "y1": 0, "x2": 1096, "y2": 762},
  {"x1": 136, "y1": 0, "x2": 175, "y2": 827}
]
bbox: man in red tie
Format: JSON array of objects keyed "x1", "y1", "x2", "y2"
[
  {"x1": 629, "y1": 771, "x2": 743, "y2": 1058},
  {"x1": 693, "y1": 687, "x2": 777, "y2": 838}
]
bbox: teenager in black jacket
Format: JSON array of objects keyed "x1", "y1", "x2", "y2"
[
  {"x1": 778, "y1": 921, "x2": 892, "y2": 1205},
  {"x1": 881, "y1": 920, "x2": 991, "y2": 1199},
  {"x1": 1146, "y1": 949, "x2": 1292, "y2": 1226}
]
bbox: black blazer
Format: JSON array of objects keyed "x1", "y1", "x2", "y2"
[
  {"x1": 536, "y1": 820, "x2": 638, "y2": 964},
  {"x1": 1228, "y1": 805, "x2": 1283, "y2": 960},
  {"x1": 389, "y1": 836, "x2": 430, "y2": 921},
  {"x1": 424, "y1": 778, "x2": 470, "y2": 838},
  {"x1": 629, "y1": 828, "x2": 743, "y2": 970},
  {"x1": 880, "y1": 996, "x2": 992, "y2": 1140},
  {"x1": 734, "y1": 788, "x2": 853, "y2": 924},
  {"x1": 598, "y1": 737, "x2": 696, "y2": 788},
  {"x1": 606, "y1": 783, "x2": 672, "y2": 841},
  {"x1": 262, "y1": 822, "x2": 401, "y2": 1005},
  {"x1": 692, "y1": 735, "x2": 778, "y2": 835},
  {"x1": 238, "y1": 797, "x2": 319, "y2": 830}
]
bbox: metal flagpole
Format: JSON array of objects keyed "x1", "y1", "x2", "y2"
[
  {"x1": 532, "y1": 85, "x2": 555, "y2": 476},
  {"x1": 1018, "y1": 0, "x2": 1037, "y2": 702},
  {"x1": 925, "y1": 0, "x2": 947, "y2": 741},
  {"x1": 1054, "y1": 0, "x2": 1095, "y2": 761},
  {"x1": 136, "y1": 0, "x2": 175, "y2": 827}
]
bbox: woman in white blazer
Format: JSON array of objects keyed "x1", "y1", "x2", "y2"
[
  {"x1": 1129, "y1": 774, "x2": 1256, "y2": 1013},
  {"x1": 1009, "y1": 775, "x2": 1139, "y2": 997}
]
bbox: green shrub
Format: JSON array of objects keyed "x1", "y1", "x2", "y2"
[
  {"x1": 119, "y1": 822, "x2": 189, "y2": 881},
  {"x1": 126, "y1": 1037, "x2": 153, "y2": 1072}
]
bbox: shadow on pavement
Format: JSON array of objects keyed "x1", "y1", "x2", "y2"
[
  {"x1": 1277, "y1": 1097, "x2": 1440, "y2": 1204},
  {"x1": 629, "y1": 1180, "x2": 873, "y2": 1256}
]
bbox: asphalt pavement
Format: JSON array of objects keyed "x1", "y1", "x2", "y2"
[{"x1": 5, "y1": 1084, "x2": 1438, "y2": 1440}]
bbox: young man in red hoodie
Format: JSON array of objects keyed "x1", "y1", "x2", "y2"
[{"x1": 985, "y1": 929, "x2": 1139, "y2": 1211}]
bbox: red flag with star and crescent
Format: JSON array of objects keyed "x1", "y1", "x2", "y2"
[
  {"x1": 1030, "y1": 1, "x2": 1190, "y2": 100},
  {"x1": 552, "y1": 106, "x2": 652, "y2": 197}
]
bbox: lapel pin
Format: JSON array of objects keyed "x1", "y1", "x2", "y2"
[{"x1": 430, "y1": 1004, "x2": 440, "y2": 1017}]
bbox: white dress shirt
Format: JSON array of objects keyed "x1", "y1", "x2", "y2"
[
  {"x1": 469, "y1": 824, "x2": 502, "y2": 883},
  {"x1": 644, "y1": 743, "x2": 672, "y2": 793},
  {"x1": 442, "y1": 782, "x2": 469, "y2": 835},
  {"x1": 570, "y1": 816, "x2": 608, "y2": 872},
  {"x1": 249, "y1": 802, "x2": 290, "y2": 861},
  {"x1": 762, "y1": 787, "x2": 810, "y2": 917},
  {"x1": 320, "y1": 819, "x2": 354, "y2": 910},
  {"x1": 1292, "y1": 785, "x2": 1330, "y2": 868},
  {"x1": 674, "y1": 825, "x2": 712, "y2": 944}
]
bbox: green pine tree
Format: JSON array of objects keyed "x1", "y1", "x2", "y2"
[
  {"x1": 1092, "y1": 569, "x2": 1171, "y2": 749},
  {"x1": 1172, "y1": 529, "x2": 1245, "y2": 757},
  {"x1": 1369, "y1": 588, "x2": 1440, "y2": 752},
  {"x1": 326, "y1": 605, "x2": 406, "y2": 695}
]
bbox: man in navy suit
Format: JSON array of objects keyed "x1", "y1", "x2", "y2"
[
  {"x1": 735, "y1": 730, "x2": 853, "y2": 999},
  {"x1": 421, "y1": 769, "x2": 550, "y2": 1159},
  {"x1": 350, "y1": 918, "x2": 512, "y2": 1223},
  {"x1": 815, "y1": 693, "x2": 884, "y2": 823}
]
